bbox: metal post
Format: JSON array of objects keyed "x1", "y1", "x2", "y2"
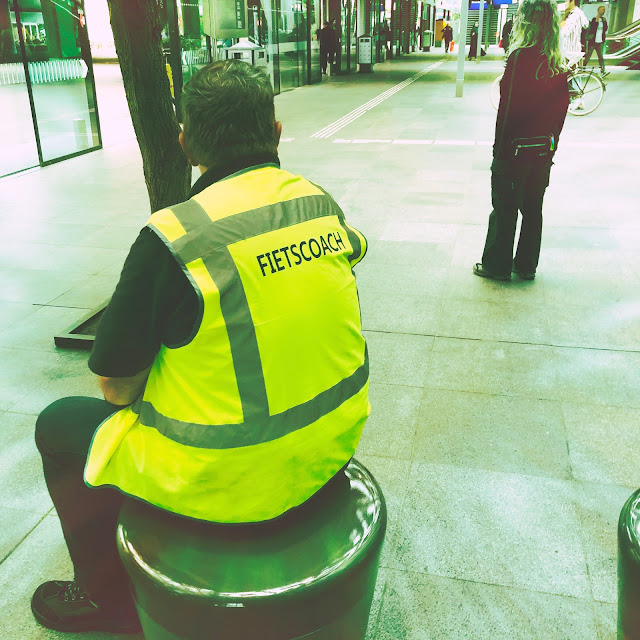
[
  {"x1": 476, "y1": 0, "x2": 484, "y2": 61},
  {"x1": 455, "y1": 0, "x2": 469, "y2": 97}
]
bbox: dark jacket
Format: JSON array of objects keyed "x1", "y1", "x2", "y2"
[
  {"x1": 493, "y1": 47, "x2": 570, "y2": 171},
  {"x1": 319, "y1": 26, "x2": 338, "y2": 52},
  {"x1": 502, "y1": 19, "x2": 512, "y2": 50},
  {"x1": 442, "y1": 25, "x2": 453, "y2": 42},
  {"x1": 587, "y1": 17, "x2": 608, "y2": 42}
]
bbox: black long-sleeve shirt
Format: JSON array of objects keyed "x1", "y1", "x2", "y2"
[{"x1": 493, "y1": 46, "x2": 570, "y2": 172}]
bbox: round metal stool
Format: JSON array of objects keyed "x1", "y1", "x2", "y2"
[
  {"x1": 618, "y1": 488, "x2": 640, "y2": 639},
  {"x1": 116, "y1": 459, "x2": 386, "y2": 640}
]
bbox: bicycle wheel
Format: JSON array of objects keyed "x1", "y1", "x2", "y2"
[
  {"x1": 567, "y1": 70, "x2": 605, "y2": 115},
  {"x1": 490, "y1": 74, "x2": 502, "y2": 111}
]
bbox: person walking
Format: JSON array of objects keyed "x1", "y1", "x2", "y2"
[
  {"x1": 30, "y1": 60, "x2": 370, "y2": 633},
  {"x1": 319, "y1": 20, "x2": 338, "y2": 74},
  {"x1": 584, "y1": 5, "x2": 608, "y2": 75},
  {"x1": 474, "y1": 0, "x2": 570, "y2": 281},
  {"x1": 469, "y1": 22, "x2": 479, "y2": 59},
  {"x1": 442, "y1": 22, "x2": 453, "y2": 54}
]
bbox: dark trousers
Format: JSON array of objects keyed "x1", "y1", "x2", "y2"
[
  {"x1": 35, "y1": 396, "x2": 351, "y2": 604},
  {"x1": 35, "y1": 397, "x2": 130, "y2": 606},
  {"x1": 584, "y1": 41, "x2": 605, "y2": 71},
  {"x1": 320, "y1": 49, "x2": 335, "y2": 73},
  {"x1": 481, "y1": 159, "x2": 552, "y2": 276}
]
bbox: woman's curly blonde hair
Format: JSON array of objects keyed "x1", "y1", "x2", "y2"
[{"x1": 508, "y1": 0, "x2": 567, "y2": 77}]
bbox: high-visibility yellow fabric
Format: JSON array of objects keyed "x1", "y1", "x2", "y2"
[{"x1": 85, "y1": 165, "x2": 369, "y2": 523}]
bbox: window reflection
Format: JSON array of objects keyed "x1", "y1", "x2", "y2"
[{"x1": 0, "y1": 0, "x2": 39, "y2": 176}]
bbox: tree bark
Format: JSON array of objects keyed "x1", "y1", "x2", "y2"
[{"x1": 107, "y1": 0, "x2": 191, "y2": 212}]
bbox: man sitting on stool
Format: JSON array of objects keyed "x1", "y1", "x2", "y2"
[{"x1": 32, "y1": 59, "x2": 370, "y2": 634}]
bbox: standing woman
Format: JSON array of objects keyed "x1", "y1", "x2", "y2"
[{"x1": 474, "y1": 0, "x2": 570, "y2": 281}]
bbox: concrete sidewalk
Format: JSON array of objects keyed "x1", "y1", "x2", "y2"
[{"x1": 1, "y1": 51, "x2": 639, "y2": 639}]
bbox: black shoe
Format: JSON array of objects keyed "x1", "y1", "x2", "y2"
[
  {"x1": 473, "y1": 263, "x2": 510, "y2": 281},
  {"x1": 514, "y1": 268, "x2": 535, "y2": 280},
  {"x1": 31, "y1": 580, "x2": 141, "y2": 633}
]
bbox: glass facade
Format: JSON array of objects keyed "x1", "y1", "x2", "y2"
[
  {"x1": 248, "y1": 0, "x2": 322, "y2": 93},
  {"x1": 0, "y1": 0, "x2": 101, "y2": 177}
]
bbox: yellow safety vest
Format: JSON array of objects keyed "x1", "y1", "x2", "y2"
[{"x1": 85, "y1": 164, "x2": 370, "y2": 523}]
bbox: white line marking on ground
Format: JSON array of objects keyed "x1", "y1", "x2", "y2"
[
  {"x1": 280, "y1": 137, "x2": 295, "y2": 142},
  {"x1": 310, "y1": 61, "x2": 444, "y2": 139},
  {"x1": 351, "y1": 139, "x2": 393, "y2": 144},
  {"x1": 392, "y1": 139, "x2": 434, "y2": 145},
  {"x1": 434, "y1": 140, "x2": 475, "y2": 146}
]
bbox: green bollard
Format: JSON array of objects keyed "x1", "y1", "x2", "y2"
[
  {"x1": 117, "y1": 459, "x2": 386, "y2": 640},
  {"x1": 618, "y1": 488, "x2": 640, "y2": 639}
]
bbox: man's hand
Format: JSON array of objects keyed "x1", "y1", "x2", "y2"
[{"x1": 98, "y1": 367, "x2": 152, "y2": 406}]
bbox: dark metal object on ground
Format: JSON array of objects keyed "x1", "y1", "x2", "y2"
[
  {"x1": 53, "y1": 299, "x2": 109, "y2": 349},
  {"x1": 618, "y1": 488, "x2": 640, "y2": 639},
  {"x1": 117, "y1": 458, "x2": 387, "y2": 640}
]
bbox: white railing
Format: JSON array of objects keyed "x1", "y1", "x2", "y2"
[{"x1": 0, "y1": 59, "x2": 87, "y2": 86}]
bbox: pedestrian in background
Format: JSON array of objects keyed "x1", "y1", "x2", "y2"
[
  {"x1": 584, "y1": 5, "x2": 608, "y2": 75},
  {"x1": 319, "y1": 21, "x2": 338, "y2": 75},
  {"x1": 561, "y1": 0, "x2": 588, "y2": 55},
  {"x1": 474, "y1": 0, "x2": 570, "y2": 281},
  {"x1": 502, "y1": 18, "x2": 513, "y2": 54},
  {"x1": 469, "y1": 22, "x2": 479, "y2": 59},
  {"x1": 442, "y1": 23, "x2": 453, "y2": 54}
]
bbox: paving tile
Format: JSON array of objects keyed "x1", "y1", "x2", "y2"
[
  {"x1": 0, "y1": 300, "x2": 39, "y2": 332},
  {"x1": 374, "y1": 570, "x2": 598, "y2": 640},
  {"x1": 0, "y1": 515, "x2": 142, "y2": 640},
  {"x1": 592, "y1": 601, "x2": 617, "y2": 640},
  {"x1": 0, "y1": 221, "x2": 102, "y2": 247},
  {"x1": 364, "y1": 331, "x2": 433, "y2": 387},
  {"x1": 365, "y1": 240, "x2": 454, "y2": 269},
  {"x1": 360, "y1": 290, "x2": 442, "y2": 335},
  {"x1": 47, "y1": 275, "x2": 117, "y2": 310},
  {"x1": 0, "y1": 242, "x2": 130, "y2": 274},
  {"x1": 413, "y1": 390, "x2": 571, "y2": 479},
  {"x1": 546, "y1": 301, "x2": 640, "y2": 351},
  {"x1": 355, "y1": 263, "x2": 448, "y2": 298},
  {"x1": 0, "y1": 348, "x2": 72, "y2": 412},
  {"x1": 0, "y1": 412, "x2": 52, "y2": 513},
  {"x1": 355, "y1": 454, "x2": 412, "y2": 570},
  {"x1": 542, "y1": 270, "x2": 636, "y2": 307},
  {"x1": 554, "y1": 346, "x2": 640, "y2": 410},
  {"x1": 81, "y1": 225, "x2": 141, "y2": 250},
  {"x1": 436, "y1": 296, "x2": 550, "y2": 344},
  {"x1": 8, "y1": 350, "x2": 99, "y2": 415},
  {"x1": 365, "y1": 568, "x2": 388, "y2": 640},
  {"x1": 393, "y1": 463, "x2": 591, "y2": 598},
  {"x1": 563, "y1": 403, "x2": 640, "y2": 487},
  {"x1": 425, "y1": 337, "x2": 559, "y2": 400},
  {"x1": 0, "y1": 268, "x2": 87, "y2": 305},
  {"x1": 357, "y1": 384, "x2": 424, "y2": 460},
  {"x1": 0, "y1": 506, "x2": 44, "y2": 564},
  {"x1": 0, "y1": 305, "x2": 91, "y2": 352},
  {"x1": 572, "y1": 481, "x2": 631, "y2": 604}
]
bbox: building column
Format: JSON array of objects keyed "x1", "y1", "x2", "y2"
[{"x1": 611, "y1": 0, "x2": 636, "y2": 33}]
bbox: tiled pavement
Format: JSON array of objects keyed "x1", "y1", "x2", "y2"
[{"x1": 1, "y1": 51, "x2": 639, "y2": 639}]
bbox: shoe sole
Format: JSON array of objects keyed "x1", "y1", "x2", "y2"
[
  {"x1": 473, "y1": 265, "x2": 510, "y2": 281},
  {"x1": 31, "y1": 602, "x2": 141, "y2": 634}
]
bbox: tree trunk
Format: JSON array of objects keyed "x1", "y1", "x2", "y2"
[{"x1": 107, "y1": 0, "x2": 191, "y2": 213}]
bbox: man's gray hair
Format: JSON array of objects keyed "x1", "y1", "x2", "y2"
[{"x1": 181, "y1": 60, "x2": 277, "y2": 168}]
